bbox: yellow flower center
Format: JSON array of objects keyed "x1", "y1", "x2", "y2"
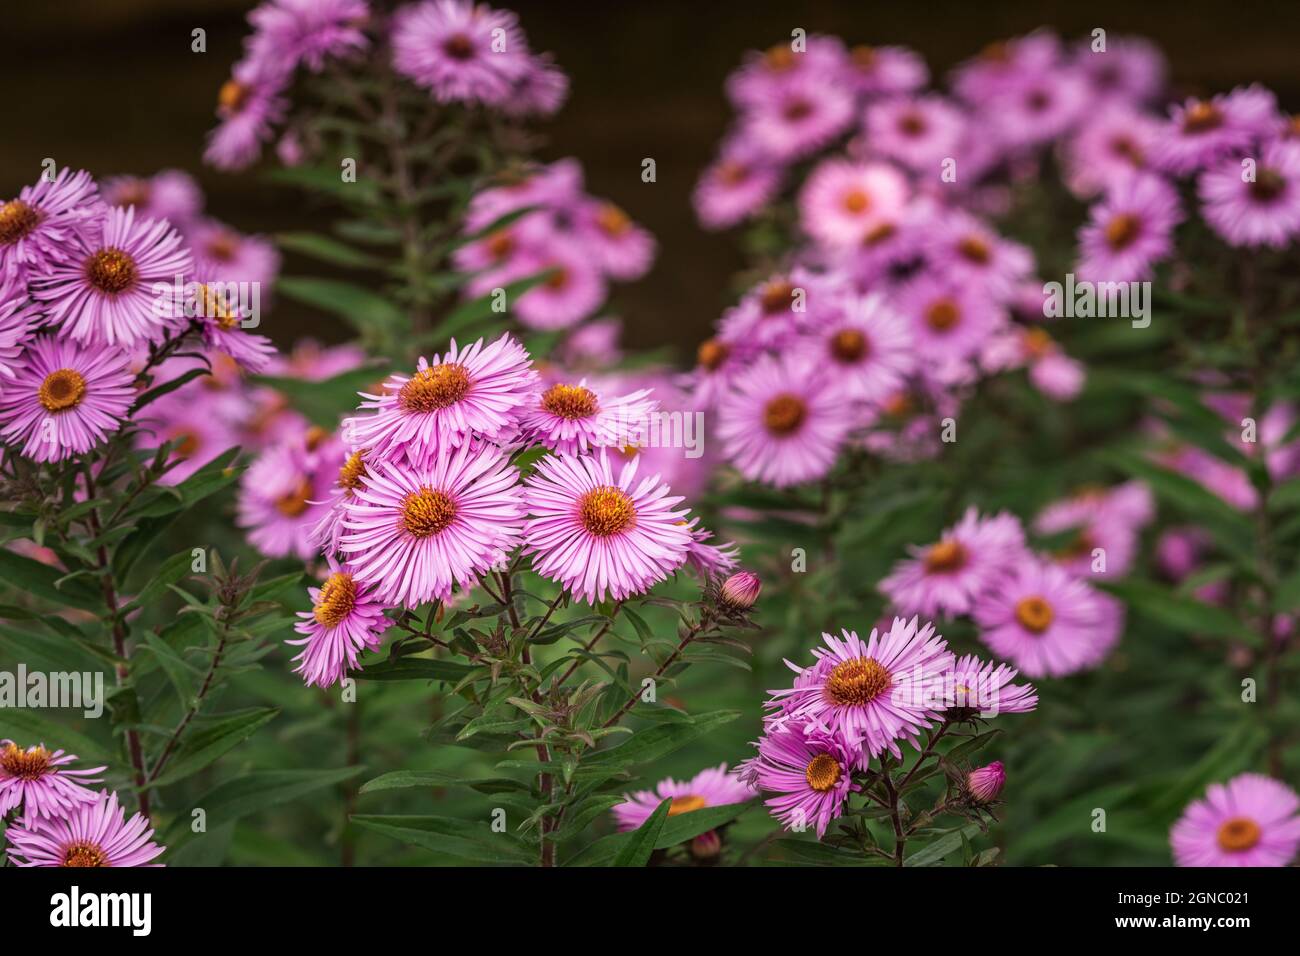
[
  {"x1": 313, "y1": 572, "x2": 358, "y2": 629},
  {"x1": 0, "y1": 742, "x2": 51, "y2": 780},
  {"x1": 338, "y1": 449, "x2": 368, "y2": 491},
  {"x1": 541, "y1": 383, "x2": 599, "y2": 420},
  {"x1": 596, "y1": 203, "x2": 632, "y2": 236},
  {"x1": 1182, "y1": 100, "x2": 1222, "y2": 133},
  {"x1": 85, "y1": 248, "x2": 137, "y2": 294},
  {"x1": 1216, "y1": 816, "x2": 1261, "y2": 853},
  {"x1": 842, "y1": 189, "x2": 870, "y2": 214},
  {"x1": 218, "y1": 79, "x2": 249, "y2": 113},
  {"x1": 578, "y1": 486, "x2": 637, "y2": 537},
  {"x1": 1014, "y1": 596, "x2": 1054, "y2": 634},
  {"x1": 399, "y1": 363, "x2": 471, "y2": 412},
  {"x1": 0, "y1": 199, "x2": 42, "y2": 245},
  {"x1": 401, "y1": 488, "x2": 458, "y2": 538},
  {"x1": 805, "y1": 753, "x2": 842, "y2": 792},
  {"x1": 825, "y1": 657, "x2": 892, "y2": 707},
  {"x1": 38, "y1": 368, "x2": 87, "y2": 412},
  {"x1": 62, "y1": 842, "x2": 109, "y2": 868},
  {"x1": 697, "y1": 338, "x2": 729, "y2": 370}
]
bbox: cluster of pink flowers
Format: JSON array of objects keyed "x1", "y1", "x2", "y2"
[
  {"x1": 879, "y1": 484, "x2": 1153, "y2": 679},
  {"x1": 285, "y1": 330, "x2": 737, "y2": 688},
  {"x1": 737, "y1": 617, "x2": 1036, "y2": 838},
  {"x1": 0, "y1": 740, "x2": 164, "y2": 867},
  {"x1": 453, "y1": 158, "x2": 656, "y2": 331},
  {"x1": 0, "y1": 166, "x2": 276, "y2": 466},
  {"x1": 206, "y1": 0, "x2": 568, "y2": 171}
]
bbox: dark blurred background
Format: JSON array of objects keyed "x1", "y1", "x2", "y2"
[{"x1": 5, "y1": 0, "x2": 1299, "y2": 357}]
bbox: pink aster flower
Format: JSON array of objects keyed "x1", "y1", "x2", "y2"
[
  {"x1": 973, "y1": 558, "x2": 1122, "y2": 678},
  {"x1": 518, "y1": 378, "x2": 656, "y2": 455},
  {"x1": 938, "y1": 654, "x2": 1038, "y2": 717},
  {"x1": 391, "y1": 0, "x2": 529, "y2": 106},
  {"x1": 951, "y1": 31, "x2": 1063, "y2": 104},
  {"x1": 798, "y1": 159, "x2": 909, "y2": 249},
  {"x1": 5, "y1": 789, "x2": 164, "y2": 868},
  {"x1": 102, "y1": 169, "x2": 204, "y2": 226},
  {"x1": 0, "y1": 336, "x2": 134, "y2": 462},
  {"x1": 186, "y1": 217, "x2": 281, "y2": 288},
  {"x1": 743, "y1": 721, "x2": 858, "y2": 839},
  {"x1": 795, "y1": 291, "x2": 914, "y2": 405},
  {"x1": 310, "y1": 446, "x2": 371, "y2": 555},
  {"x1": 1072, "y1": 35, "x2": 1165, "y2": 106},
  {"x1": 716, "y1": 353, "x2": 853, "y2": 489},
  {"x1": 1171, "y1": 773, "x2": 1300, "y2": 867},
  {"x1": 31, "y1": 205, "x2": 192, "y2": 348},
  {"x1": 347, "y1": 333, "x2": 537, "y2": 465},
  {"x1": 246, "y1": 0, "x2": 370, "y2": 74},
  {"x1": 522, "y1": 451, "x2": 693, "y2": 605},
  {"x1": 574, "y1": 200, "x2": 655, "y2": 280},
  {"x1": 741, "y1": 72, "x2": 854, "y2": 163},
  {"x1": 499, "y1": 53, "x2": 569, "y2": 118},
  {"x1": 140, "y1": 388, "x2": 243, "y2": 486},
  {"x1": 1061, "y1": 106, "x2": 1162, "y2": 198},
  {"x1": 341, "y1": 443, "x2": 524, "y2": 608},
  {"x1": 896, "y1": 274, "x2": 1007, "y2": 371},
  {"x1": 1034, "y1": 480, "x2": 1152, "y2": 580},
  {"x1": 506, "y1": 242, "x2": 608, "y2": 331},
  {"x1": 681, "y1": 519, "x2": 739, "y2": 579},
  {"x1": 191, "y1": 282, "x2": 276, "y2": 372},
  {"x1": 685, "y1": 333, "x2": 755, "y2": 412},
  {"x1": 1075, "y1": 173, "x2": 1183, "y2": 282},
  {"x1": 1199, "y1": 139, "x2": 1300, "y2": 248},
  {"x1": 864, "y1": 95, "x2": 966, "y2": 174},
  {"x1": 929, "y1": 210, "x2": 1034, "y2": 303},
  {"x1": 879, "y1": 508, "x2": 1028, "y2": 619},
  {"x1": 716, "y1": 273, "x2": 809, "y2": 352},
  {"x1": 1153, "y1": 85, "x2": 1279, "y2": 176},
  {"x1": 288, "y1": 564, "x2": 390, "y2": 688},
  {"x1": 725, "y1": 37, "x2": 848, "y2": 108},
  {"x1": 0, "y1": 294, "x2": 39, "y2": 378},
  {"x1": 0, "y1": 741, "x2": 105, "y2": 822},
  {"x1": 693, "y1": 140, "x2": 783, "y2": 231},
  {"x1": 841, "y1": 43, "x2": 928, "y2": 96},
  {"x1": 0, "y1": 167, "x2": 103, "y2": 280},
  {"x1": 464, "y1": 159, "x2": 584, "y2": 233},
  {"x1": 203, "y1": 59, "x2": 289, "y2": 171},
  {"x1": 236, "y1": 438, "x2": 333, "y2": 560},
  {"x1": 768, "y1": 619, "x2": 954, "y2": 761},
  {"x1": 612, "y1": 763, "x2": 754, "y2": 832}
]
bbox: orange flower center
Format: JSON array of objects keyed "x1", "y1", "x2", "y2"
[
  {"x1": 443, "y1": 33, "x2": 475, "y2": 60},
  {"x1": 842, "y1": 189, "x2": 870, "y2": 214},
  {"x1": 957, "y1": 236, "x2": 991, "y2": 264},
  {"x1": 1182, "y1": 100, "x2": 1222, "y2": 133},
  {"x1": 925, "y1": 539, "x2": 967, "y2": 573},
  {"x1": 1250, "y1": 169, "x2": 1286, "y2": 202},
  {"x1": 85, "y1": 248, "x2": 137, "y2": 294},
  {"x1": 1216, "y1": 816, "x2": 1261, "y2": 852},
  {"x1": 759, "y1": 279, "x2": 795, "y2": 314},
  {"x1": 763, "y1": 393, "x2": 806, "y2": 435},
  {"x1": 1014, "y1": 596, "x2": 1054, "y2": 633},
  {"x1": 218, "y1": 80, "x2": 249, "y2": 113},
  {"x1": 697, "y1": 338, "x2": 729, "y2": 370},
  {"x1": 541, "y1": 383, "x2": 599, "y2": 420},
  {"x1": 62, "y1": 842, "x2": 109, "y2": 868},
  {"x1": 764, "y1": 45, "x2": 797, "y2": 72},
  {"x1": 274, "y1": 478, "x2": 313, "y2": 517},
  {"x1": 401, "y1": 488, "x2": 457, "y2": 538},
  {"x1": 595, "y1": 203, "x2": 632, "y2": 236},
  {"x1": 0, "y1": 742, "x2": 51, "y2": 780},
  {"x1": 38, "y1": 368, "x2": 87, "y2": 412},
  {"x1": 1104, "y1": 213, "x2": 1141, "y2": 250},
  {"x1": 338, "y1": 449, "x2": 368, "y2": 491},
  {"x1": 830, "y1": 328, "x2": 868, "y2": 362},
  {"x1": 400, "y1": 363, "x2": 471, "y2": 412},
  {"x1": 578, "y1": 486, "x2": 637, "y2": 537},
  {"x1": 825, "y1": 657, "x2": 893, "y2": 707},
  {"x1": 668, "y1": 794, "x2": 707, "y2": 816},
  {"x1": 925, "y1": 299, "x2": 961, "y2": 332}
]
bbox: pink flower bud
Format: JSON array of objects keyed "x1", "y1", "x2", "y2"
[
  {"x1": 690, "y1": 829, "x2": 721, "y2": 860},
  {"x1": 967, "y1": 761, "x2": 1006, "y2": 803},
  {"x1": 719, "y1": 570, "x2": 761, "y2": 611}
]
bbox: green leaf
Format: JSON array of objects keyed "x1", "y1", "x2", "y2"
[
  {"x1": 148, "y1": 707, "x2": 280, "y2": 789},
  {"x1": 165, "y1": 767, "x2": 365, "y2": 842},
  {"x1": 0, "y1": 708, "x2": 114, "y2": 763},
  {"x1": 434, "y1": 271, "x2": 554, "y2": 342},
  {"x1": 905, "y1": 823, "x2": 983, "y2": 867},
  {"x1": 349, "y1": 814, "x2": 534, "y2": 863},
  {"x1": 131, "y1": 447, "x2": 243, "y2": 520},
  {"x1": 276, "y1": 232, "x2": 382, "y2": 269},
  {"x1": 133, "y1": 367, "x2": 209, "y2": 414},
  {"x1": 359, "y1": 769, "x2": 528, "y2": 795},
  {"x1": 352, "y1": 657, "x2": 476, "y2": 682},
  {"x1": 121, "y1": 549, "x2": 194, "y2": 615},
  {"x1": 568, "y1": 801, "x2": 755, "y2": 866},
  {"x1": 276, "y1": 277, "x2": 403, "y2": 336},
  {"x1": 578, "y1": 710, "x2": 742, "y2": 777},
  {"x1": 254, "y1": 365, "x2": 383, "y2": 429},
  {"x1": 0, "y1": 548, "x2": 102, "y2": 611},
  {"x1": 612, "y1": 798, "x2": 671, "y2": 866},
  {"x1": 1100, "y1": 579, "x2": 1259, "y2": 644}
]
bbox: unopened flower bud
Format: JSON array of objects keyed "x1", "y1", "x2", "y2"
[
  {"x1": 967, "y1": 761, "x2": 1006, "y2": 803},
  {"x1": 690, "y1": 828, "x2": 721, "y2": 861},
  {"x1": 719, "y1": 570, "x2": 761, "y2": 611}
]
